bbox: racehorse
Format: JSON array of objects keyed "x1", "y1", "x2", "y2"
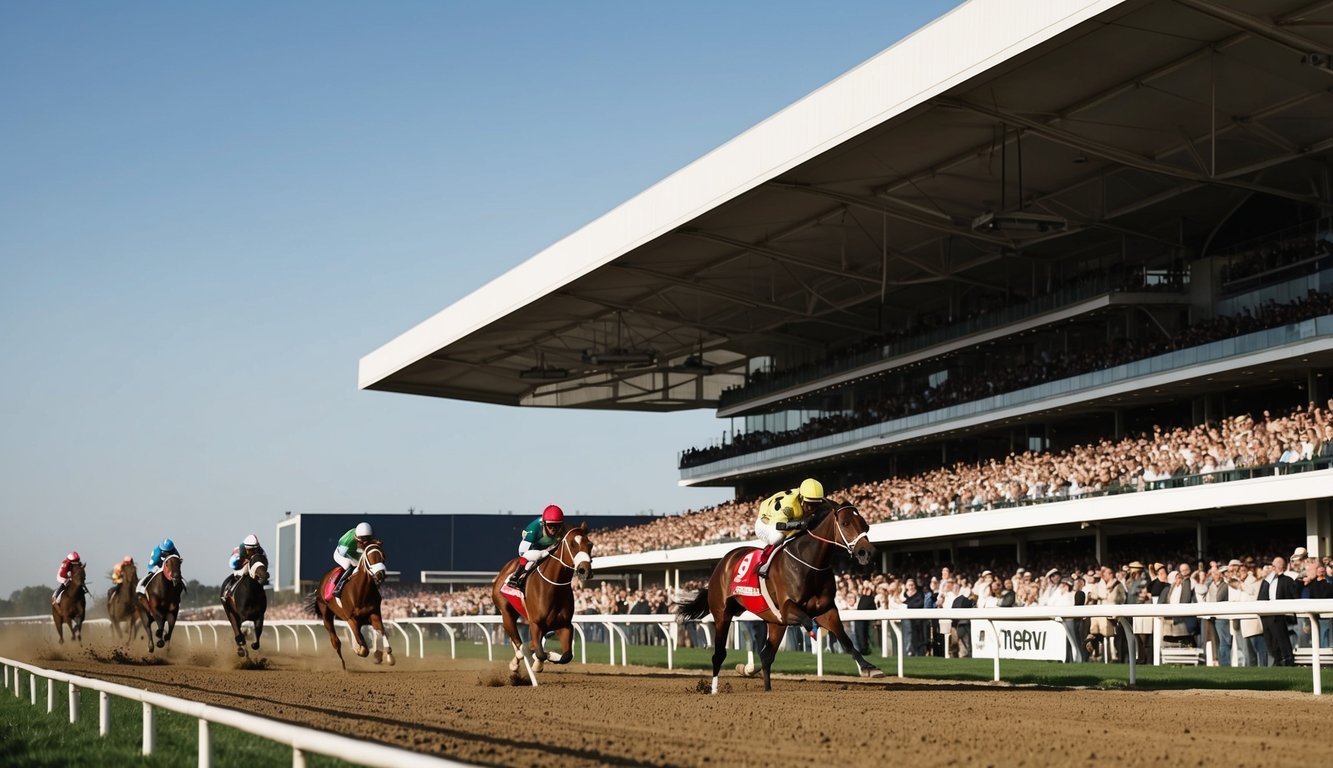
[
  {"x1": 220, "y1": 551, "x2": 269, "y2": 657},
  {"x1": 490, "y1": 523, "x2": 593, "y2": 675},
  {"x1": 107, "y1": 560, "x2": 141, "y2": 643},
  {"x1": 308, "y1": 539, "x2": 394, "y2": 670},
  {"x1": 51, "y1": 560, "x2": 86, "y2": 644},
  {"x1": 677, "y1": 502, "x2": 884, "y2": 692},
  {"x1": 136, "y1": 553, "x2": 185, "y2": 654}
]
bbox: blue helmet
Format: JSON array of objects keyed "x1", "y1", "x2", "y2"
[{"x1": 161, "y1": 538, "x2": 175, "y2": 551}]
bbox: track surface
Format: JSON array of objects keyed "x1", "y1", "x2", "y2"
[{"x1": 7, "y1": 632, "x2": 1333, "y2": 767}]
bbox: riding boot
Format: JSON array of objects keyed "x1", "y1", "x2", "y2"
[
  {"x1": 756, "y1": 544, "x2": 776, "y2": 578},
  {"x1": 334, "y1": 567, "x2": 352, "y2": 596},
  {"x1": 221, "y1": 575, "x2": 235, "y2": 602},
  {"x1": 507, "y1": 564, "x2": 528, "y2": 589},
  {"x1": 53, "y1": 585, "x2": 64, "y2": 603}
]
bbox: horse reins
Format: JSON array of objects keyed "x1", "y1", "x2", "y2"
[
  {"x1": 787, "y1": 505, "x2": 869, "y2": 571},
  {"x1": 533, "y1": 532, "x2": 590, "y2": 587}
]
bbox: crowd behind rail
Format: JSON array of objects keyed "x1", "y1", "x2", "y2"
[
  {"x1": 684, "y1": 289, "x2": 1333, "y2": 468},
  {"x1": 238, "y1": 544, "x2": 1333, "y2": 667}
]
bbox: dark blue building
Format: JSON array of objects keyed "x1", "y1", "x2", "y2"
[{"x1": 274, "y1": 512, "x2": 652, "y2": 592}]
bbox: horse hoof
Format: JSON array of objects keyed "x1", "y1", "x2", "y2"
[
  {"x1": 735, "y1": 662, "x2": 756, "y2": 678},
  {"x1": 156, "y1": 640, "x2": 165, "y2": 648},
  {"x1": 236, "y1": 647, "x2": 245, "y2": 657},
  {"x1": 863, "y1": 668, "x2": 885, "y2": 679},
  {"x1": 355, "y1": 647, "x2": 369, "y2": 658},
  {"x1": 384, "y1": 653, "x2": 395, "y2": 667},
  {"x1": 373, "y1": 650, "x2": 383, "y2": 664},
  {"x1": 508, "y1": 657, "x2": 520, "y2": 673},
  {"x1": 251, "y1": 642, "x2": 259, "y2": 651},
  {"x1": 532, "y1": 658, "x2": 544, "y2": 673}
]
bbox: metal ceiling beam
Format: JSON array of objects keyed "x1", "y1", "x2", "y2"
[
  {"x1": 676, "y1": 229, "x2": 883, "y2": 285},
  {"x1": 1173, "y1": 0, "x2": 1331, "y2": 55},
  {"x1": 934, "y1": 97, "x2": 1327, "y2": 207},
  {"x1": 766, "y1": 181, "x2": 1013, "y2": 246}
]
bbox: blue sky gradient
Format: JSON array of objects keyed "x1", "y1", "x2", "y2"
[{"x1": 1, "y1": 1, "x2": 958, "y2": 593}]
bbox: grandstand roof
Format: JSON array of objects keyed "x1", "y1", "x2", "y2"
[{"x1": 360, "y1": 0, "x2": 1333, "y2": 411}]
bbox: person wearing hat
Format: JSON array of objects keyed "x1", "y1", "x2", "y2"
[
  {"x1": 1288, "y1": 547, "x2": 1313, "y2": 646},
  {"x1": 1090, "y1": 565, "x2": 1127, "y2": 662},
  {"x1": 1124, "y1": 561, "x2": 1148, "y2": 599},
  {"x1": 1204, "y1": 561, "x2": 1233, "y2": 666},
  {"x1": 1038, "y1": 568, "x2": 1062, "y2": 606}
]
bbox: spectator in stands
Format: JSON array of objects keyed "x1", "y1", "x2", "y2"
[{"x1": 1260, "y1": 555, "x2": 1300, "y2": 666}]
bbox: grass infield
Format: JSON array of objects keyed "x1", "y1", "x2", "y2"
[
  {"x1": 0, "y1": 676, "x2": 352, "y2": 768},
  {"x1": 431, "y1": 635, "x2": 1333, "y2": 692}
]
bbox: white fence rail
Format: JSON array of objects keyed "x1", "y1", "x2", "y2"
[
  {"x1": 4, "y1": 600, "x2": 1331, "y2": 695},
  {"x1": 0, "y1": 653, "x2": 475, "y2": 768}
]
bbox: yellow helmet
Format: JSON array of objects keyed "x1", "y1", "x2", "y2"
[{"x1": 798, "y1": 478, "x2": 824, "y2": 502}]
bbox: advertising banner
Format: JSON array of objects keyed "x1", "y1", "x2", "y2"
[{"x1": 969, "y1": 619, "x2": 1068, "y2": 661}]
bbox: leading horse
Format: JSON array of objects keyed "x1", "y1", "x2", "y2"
[
  {"x1": 490, "y1": 523, "x2": 593, "y2": 675},
  {"x1": 51, "y1": 561, "x2": 86, "y2": 644},
  {"x1": 308, "y1": 540, "x2": 394, "y2": 670},
  {"x1": 677, "y1": 503, "x2": 884, "y2": 692},
  {"x1": 136, "y1": 554, "x2": 185, "y2": 654},
  {"x1": 107, "y1": 560, "x2": 141, "y2": 643},
  {"x1": 221, "y1": 551, "x2": 269, "y2": 657}
]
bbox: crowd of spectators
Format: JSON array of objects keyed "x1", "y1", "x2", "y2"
[
  {"x1": 1219, "y1": 235, "x2": 1332, "y2": 285},
  {"x1": 240, "y1": 542, "x2": 1331, "y2": 667},
  {"x1": 718, "y1": 263, "x2": 1176, "y2": 410},
  {"x1": 684, "y1": 290, "x2": 1333, "y2": 468},
  {"x1": 621, "y1": 400, "x2": 1333, "y2": 556}
]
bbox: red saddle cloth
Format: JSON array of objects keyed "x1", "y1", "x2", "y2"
[
  {"x1": 323, "y1": 570, "x2": 340, "y2": 601},
  {"x1": 499, "y1": 582, "x2": 529, "y2": 621},
  {"x1": 728, "y1": 549, "x2": 770, "y2": 615}
]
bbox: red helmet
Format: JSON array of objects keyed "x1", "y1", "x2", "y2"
[
  {"x1": 542, "y1": 505, "x2": 565, "y2": 524},
  {"x1": 67, "y1": 551, "x2": 80, "y2": 562}
]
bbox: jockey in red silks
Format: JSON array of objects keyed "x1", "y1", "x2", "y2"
[
  {"x1": 505, "y1": 505, "x2": 567, "y2": 590},
  {"x1": 755, "y1": 478, "x2": 825, "y2": 578},
  {"x1": 54, "y1": 551, "x2": 83, "y2": 602}
]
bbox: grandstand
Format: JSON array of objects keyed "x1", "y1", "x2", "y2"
[{"x1": 359, "y1": 0, "x2": 1333, "y2": 584}]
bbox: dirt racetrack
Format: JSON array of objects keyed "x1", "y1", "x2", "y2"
[{"x1": 6, "y1": 631, "x2": 1333, "y2": 768}]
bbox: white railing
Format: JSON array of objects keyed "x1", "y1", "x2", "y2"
[
  {"x1": 0, "y1": 654, "x2": 476, "y2": 768},
  {"x1": 5, "y1": 600, "x2": 1331, "y2": 695}
]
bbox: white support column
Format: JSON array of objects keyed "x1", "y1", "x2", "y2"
[
  {"x1": 293, "y1": 747, "x2": 307, "y2": 768},
  {"x1": 198, "y1": 719, "x2": 211, "y2": 768},
  {"x1": 68, "y1": 683, "x2": 79, "y2": 724},
  {"x1": 143, "y1": 703, "x2": 155, "y2": 755},
  {"x1": 1307, "y1": 499, "x2": 1330, "y2": 559},
  {"x1": 29, "y1": 672, "x2": 37, "y2": 705},
  {"x1": 99, "y1": 691, "x2": 110, "y2": 736},
  {"x1": 47, "y1": 677, "x2": 55, "y2": 713}
]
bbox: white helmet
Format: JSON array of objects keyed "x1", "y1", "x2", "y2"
[
  {"x1": 242, "y1": 534, "x2": 259, "y2": 548},
  {"x1": 355, "y1": 522, "x2": 373, "y2": 538}
]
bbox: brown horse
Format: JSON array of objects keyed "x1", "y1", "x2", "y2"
[
  {"x1": 490, "y1": 523, "x2": 593, "y2": 676},
  {"x1": 51, "y1": 561, "x2": 87, "y2": 644},
  {"x1": 308, "y1": 540, "x2": 394, "y2": 670},
  {"x1": 107, "y1": 560, "x2": 141, "y2": 643},
  {"x1": 136, "y1": 553, "x2": 185, "y2": 654},
  {"x1": 220, "y1": 551, "x2": 268, "y2": 657},
  {"x1": 677, "y1": 503, "x2": 883, "y2": 692}
]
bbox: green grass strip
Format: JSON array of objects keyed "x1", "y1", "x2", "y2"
[
  {"x1": 427, "y1": 635, "x2": 1333, "y2": 692},
  {"x1": 0, "y1": 675, "x2": 352, "y2": 767}
]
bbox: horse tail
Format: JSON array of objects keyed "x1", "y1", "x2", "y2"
[
  {"x1": 675, "y1": 587, "x2": 711, "y2": 622},
  {"x1": 304, "y1": 589, "x2": 320, "y2": 617}
]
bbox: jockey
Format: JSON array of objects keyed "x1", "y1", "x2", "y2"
[
  {"x1": 755, "y1": 478, "x2": 825, "y2": 578},
  {"x1": 332, "y1": 522, "x2": 374, "y2": 596},
  {"x1": 222, "y1": 534, "x2": 265, "y2": 600},
  {"x1": 107, "y1": 555, "x2": 135, "y2": 601},
  {"x1": 137, "y1": 538, "x2": 180, "y2": 593},
  {"x1": 505, "y1": 505, "x2": 566, "y2": 590},
  {"x1": 53, "y1": 551, "x2": 83, "y2": 602}
]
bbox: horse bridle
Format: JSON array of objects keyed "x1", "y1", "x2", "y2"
[
  {"x1": 787, "y1": 505, "x2": 870, "y2": 571},
  {"x1": 357, "y1": 543, "x2": 387, "y2": 582},
  {"x1": 533, "y1": 531, "x2": 592, "y2": 586}
]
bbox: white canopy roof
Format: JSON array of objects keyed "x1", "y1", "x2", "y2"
[{"x1": 361, "y1": 0, "x2": 1333, "y2": 411}]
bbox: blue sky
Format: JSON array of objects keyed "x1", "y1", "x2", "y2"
[{"x1": 0, "y1": 1, "x2": 958, "y2": 593}]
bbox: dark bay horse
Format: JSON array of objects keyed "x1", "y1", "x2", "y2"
[
  {"x1": 677, "y1": 503, "x2": 883, "y2": 692},
  {"x1": 136, "y1": 554, "x2": 185, "y2": 654},
  {"x1": 107, "y1": 561, "x2": 141, "y2": 643},
  {"x1": 51, "y1": 561, "x2": 86, "y2": 644},
  {"x1": 490, "y1": 524, "x2": 593, "y2": 675},
  {"x1": 221, "y1": 552, "x2": 269, "y2": 657},
  {"x1": 308, "y1": 540, "x2": 393, "y2": 670}
]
